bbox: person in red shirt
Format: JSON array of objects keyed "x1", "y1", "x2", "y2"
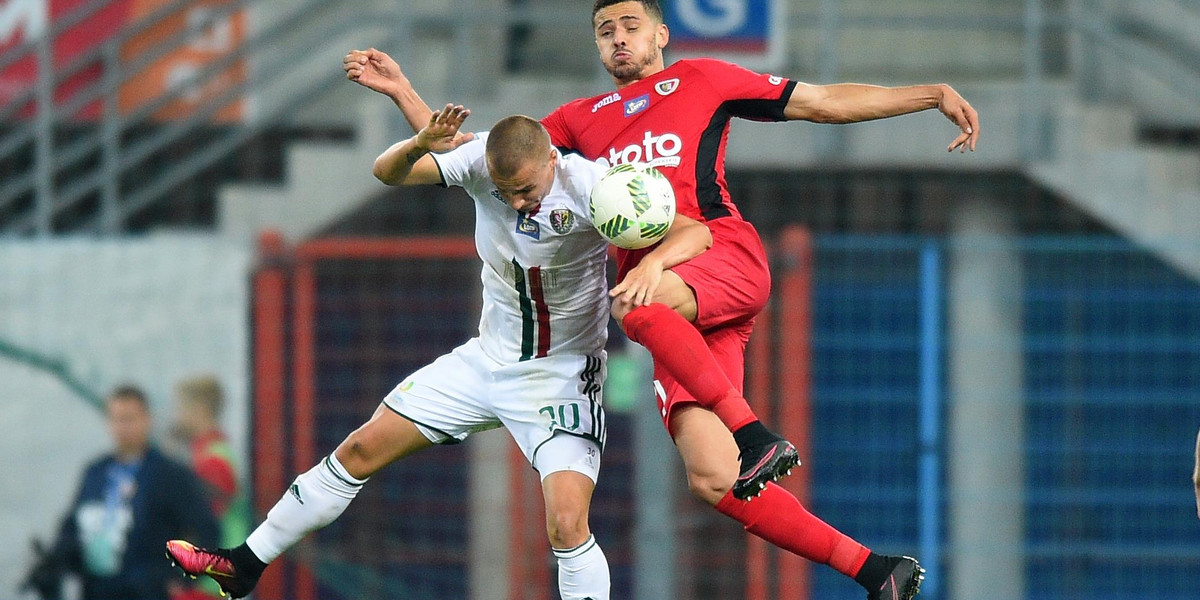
[
  {"x1": 169, "y1": 375, "x2": 249, "y2": 600},
  {"x1": 341, "y1": 2, "x2": 978, "y2": 597},
  {"x1": 173, "y1": 376, "x2": 238, "y2": 518}
]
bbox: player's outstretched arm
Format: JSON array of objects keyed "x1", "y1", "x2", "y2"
[
  {"x1": 344, "y1": 48, "x2": 432, "y2": 131},
  {"x1": 374, "y1": 104, "x2": 470, "y2": 186},
  {"x1": 785, "y1": 81, "x2": 979, "y2": 152},
  {"x1": 344, "y1": 48, "x2": 476, "y2": 148},
  {"x1": 610, "y1": 215, "x2": 712, "y2": 306}
]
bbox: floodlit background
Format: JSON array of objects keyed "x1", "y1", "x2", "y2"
[{"x1": 2, "y1": 1, "x2": 1199, "y2": 599}]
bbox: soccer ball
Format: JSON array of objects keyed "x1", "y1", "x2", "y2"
[{"x1": 589, "y1": 162, "x2": 676, "y2": 250}]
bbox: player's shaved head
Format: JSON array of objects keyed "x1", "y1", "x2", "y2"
[
  {"x1": 592, "y1": 0, "x2": 662, "y2": 23},
  {"x1": 486, "y1": 115, "x2": 552, "y2": 179}
]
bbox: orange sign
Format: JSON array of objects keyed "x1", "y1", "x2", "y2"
[{"x1": 118, "y1": 0, "x2": 246, "y2": 122}]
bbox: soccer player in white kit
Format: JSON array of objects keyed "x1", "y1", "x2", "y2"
[{"x1": 166, "y1": 106, "x2": 713, "y2": 600}]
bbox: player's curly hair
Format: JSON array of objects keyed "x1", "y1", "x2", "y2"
[{"x1": 592, "y1": 0, "x2": 663, "y2": 24}]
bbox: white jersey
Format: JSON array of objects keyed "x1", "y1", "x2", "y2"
[{"x1": 432, "y1": 134, "x2": 610, "y2": 363}]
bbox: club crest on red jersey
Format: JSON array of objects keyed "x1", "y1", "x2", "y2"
[
  {"x1": 654, "y1": 78, "x2": 679, "y2": 96},
  {"x1": 549, "y1": 209, "x2": 575, "y2": 234}
]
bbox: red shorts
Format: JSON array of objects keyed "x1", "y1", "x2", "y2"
[{"x1": 643, "y1": 217, "x2": 772, "y2": 432}]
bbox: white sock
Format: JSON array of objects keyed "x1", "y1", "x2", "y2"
[
  {"x1": 245, "y1": 454, "x2": 366, "y2": 563},
  {"x1": 553, "y1": 535, "x2": 610, "y2": 600}
]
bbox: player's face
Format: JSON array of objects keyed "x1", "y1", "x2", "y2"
[
  {"x1": 491, "y1": 151, "x2": 558, "y2": 213},
  {"x1": 593, "y1": 2, "x2": 667, "y2": 85}
]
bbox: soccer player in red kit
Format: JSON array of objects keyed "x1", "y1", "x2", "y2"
[
  {"x1": 545, "y1": 2, "x2": 978, "y2": 598},
  {"x1": 331, "y1": 2, "x2": 979, "y2": 596}
]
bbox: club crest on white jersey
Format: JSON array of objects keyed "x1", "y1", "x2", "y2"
[{"x1": 549, "y1": 209, "x2": 575, "y2": 234}]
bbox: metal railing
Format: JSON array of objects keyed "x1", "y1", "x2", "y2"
[
  {"x1": 0, "y1": 0, "x2": 376, "y2": 234},
  {"x1": 1, "y1": 0, "x2": 1198, "y2": 236}
]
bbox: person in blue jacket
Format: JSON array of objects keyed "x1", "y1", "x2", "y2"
[{"x1": 27, "y1": 385, "x2": 219, "y2": 600}]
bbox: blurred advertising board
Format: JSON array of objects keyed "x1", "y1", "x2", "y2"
[
  {"x1": 662, "y1": 0, "x2": 786, "y2": 71},
  {"x1": 0, "y1": 0, "x2": 245, "y2": 122}
]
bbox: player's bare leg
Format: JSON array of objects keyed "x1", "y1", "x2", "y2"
[
  {"x1": 669, "y1": 406, "x2": 924, "y2": 599},
  {"x1": 168, "y1": 405, "x2": 433, "y2": 598},
  {"x1": 542, "y1": 468, "x2": 610, "y2": 599},
  {"x1": 668, "y1": 404, "x2": 740, "y2": 504},
  {"x1": 333, "y1": 403, "x2": 436, "y2": 478},
  {"x1": 613, "y1": 271, "x2": 799, "y2": 499}
]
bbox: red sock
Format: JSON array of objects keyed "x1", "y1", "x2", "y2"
[
  {"x1": 714, "y1": 483, "x2": 871, "y2": 578},
  {"x1": 622, "y1": 304, "x2": 756, "y2": 430}
]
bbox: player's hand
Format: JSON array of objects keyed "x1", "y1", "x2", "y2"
[
  {"x1": 344, "y1": 48, "x2": 406, "y2": 96},
  {"x1": 938, "y1": 84, "x2": 979, "y2": 153},
  {"x1": 415, "y1": 104, "x2": 471, "y2": 153},
  {"x1": 610, "y1": 256, "x2": 664, "y2": 307}
]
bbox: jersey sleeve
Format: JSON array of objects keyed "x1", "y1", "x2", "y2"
[
  {"x1": 541, "y1": 106, "x2": 576, "y2": 152},
  {"x1": 430, "y1": 133, "x2": 489, "y2": 189},
  {"x1": 691, "y1": 58, "x2": 798, "y2": 122}
]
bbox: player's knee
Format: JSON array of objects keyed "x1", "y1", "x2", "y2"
[
  {"x1": 610, "y1": 298, "x2": 633, "y2": 326},
  {"x1": 545, "y1": 504, "x2": 590, "y2": 549},
  {"x1": 686, "y1": 470, "x2": 733, "y2": 506},
  {"x1": 335, "y1": 430, "x2": 379, "y2": 477}
]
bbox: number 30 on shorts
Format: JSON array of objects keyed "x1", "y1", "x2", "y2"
[{"x1": 539, "y1": 403, "x2": 581, "y2": 431}]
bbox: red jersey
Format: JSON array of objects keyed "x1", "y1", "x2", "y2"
[
  {"x1": 542, "y1": 58, "x2": 795, "y2": 224},
  {"x1": 190, "y1": 430, "x2": 238, "y2": 516}
]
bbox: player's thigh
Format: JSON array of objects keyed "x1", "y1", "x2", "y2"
[
  {"x1": 654, "y1": 269, "x2": 699, "y2": 321},
  {"x1": 669, "y1": 219, "x2": 770, "y2": 331},
  {"x1": 348, "y1": 340, "x2": 502, "y2": 478},
  {"x1": 383, "y1": 339, "x2": 505, "y2": 441},
  {"x1": 653, "y1": 322, "x2": 752, "y2": 430},
  {"x1": 335, "y1": 404, "x2": 434, "y2": 479},
  {"x1": 612, "y1": 268, "x2": 698, "y2": 322},
  {"x1": 669, "y1": 404, "x2": 739, "y2": 503},
  {"x1": 494, "y1": 353, "x2": 607, "y2": 464}
]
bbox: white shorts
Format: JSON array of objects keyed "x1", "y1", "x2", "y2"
[{"x1": 383, "y1": 338, "x2": 606, "y2": 481}]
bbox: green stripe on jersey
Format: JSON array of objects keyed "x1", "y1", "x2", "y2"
[{"x1": 512, "y1": 258, "x2": 535, "y2": 361}]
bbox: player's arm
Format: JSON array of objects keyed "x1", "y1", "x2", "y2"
[
  {"x1": 609, "y1": 215, "x2": 712, "y2": 306},
  {"x1": 1193, "y1": 425, "x2": 1200, "y2": 521},
  {"x1": 374, "y1": 104, "x2": 469, "y2": 186},
  {"x1": 784, "y1": 82, "x2": 979, "y2": 152},
  {"x1": 646, "y1": 214, "x2": 712, "y2": 269},
  {"x1": 344, "y1": 48, "x2": 475, "y2": 147}
]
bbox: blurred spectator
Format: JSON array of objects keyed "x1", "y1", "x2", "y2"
[
  {"x1": 21, "y1": 385, "x2": 218, "y2": 600},
  {"x1": 168, "y1": 375, "x2": 250, "y2": 600},
  {"x1": 171, "y1": 375, "x2": 249, "y2": 546}
]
